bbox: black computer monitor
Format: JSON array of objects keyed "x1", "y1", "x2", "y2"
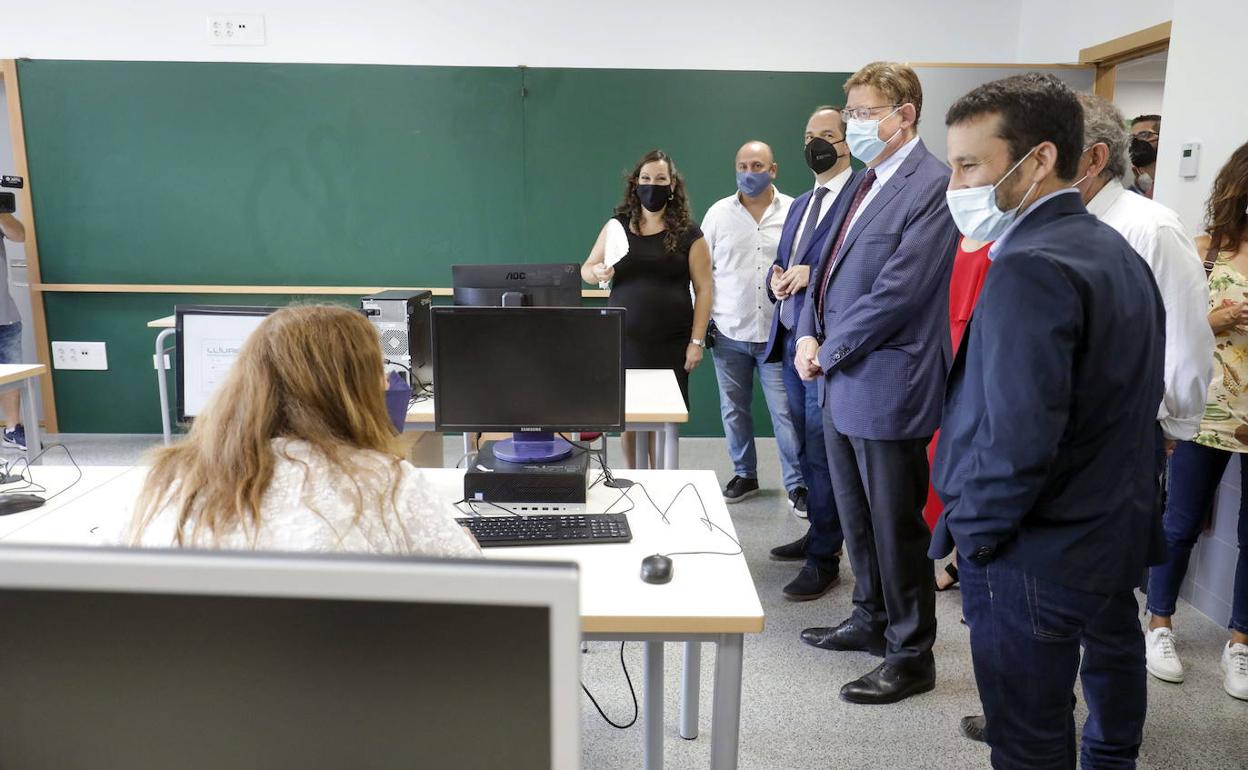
[
  {"x1": 0, "y1": 545, "x2": 581, "y2": 770},
  {"x1": 432, "y1": 306, "x2": 624, "y2": 462},
  {"x1": 452, "y1": 263, "x2": 583, "y2": 307}
]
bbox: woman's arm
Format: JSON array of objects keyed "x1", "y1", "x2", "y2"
[
  {"x1": 580, "y1": 221, "x2": 613, "y2": 285},
  {"x1": 685, "y1": 236, "x2": 713, "y2": 372}
]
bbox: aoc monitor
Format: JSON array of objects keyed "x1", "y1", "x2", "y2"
[{"x1": 451, "y1": 263, "x2": 583, "y2": 307}]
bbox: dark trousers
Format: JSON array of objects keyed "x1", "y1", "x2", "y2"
[
  {"x1": 780, "y1": 327, "x2": 843, "y2": 567},
  {"x1": 1147, "y1": 440, "x2": 1248, "y2": 633},
  {"x1": 822, "y1": 420, "x2": 935, "y2": 665},
  {"x1": 961, "y1": 557, "x2": 1146, "y2": 770}
]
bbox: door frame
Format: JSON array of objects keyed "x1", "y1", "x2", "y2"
[{"x1": 1079, "y1": 21, "x2": 1171, "y2": 101}]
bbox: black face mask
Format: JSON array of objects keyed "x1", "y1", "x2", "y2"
[
  {"x1": 1130, "y1": 137, "x2": 1158, "y2": 168},
  {"x1": 636, "y1": 184, "x2": 672, "y2": 212},
  {"x1": 804, "y1": 137, "x2": 840, "y2": 174}
]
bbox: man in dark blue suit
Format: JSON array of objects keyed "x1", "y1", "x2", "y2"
[
  {"x1": 763, "y1": 105, "x2": 858, "y2": 601},
  {"x1": 795, "y1": 62, "x2": 958, "y2": 704},
  {"x1": 934, "y1": 73, "x2": 1164, "y2": 768}
]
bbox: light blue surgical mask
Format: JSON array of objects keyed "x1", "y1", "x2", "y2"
[
  {"x1": 845, "y1": 106, "x2": 903, "y2": 164},
  {"x1": 944, "y1": 147, "x2": 1039, "y2": 242},
  {"x1": 736, "y1": 170, "x2": 772, "y2": 198}
]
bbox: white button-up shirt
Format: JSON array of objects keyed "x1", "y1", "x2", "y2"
[
  {"x1": 1087, "y1": 179, "x2": 1215, "y2": 441},
  {"x1": 702, "y1": 186, "x2": 794, "y2": 343},
  {"x1": 787, "y1": 167, "x2": 853, "y2": 266}
]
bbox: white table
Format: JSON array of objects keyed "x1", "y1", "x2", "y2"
[
  {"x1": 406, "y1": 368, "x2": 689, "y2": 470},
  {"x1": 0, "y1": 363, "x2": 47, "y2": 462},
  {"x1": 0, "y1": 466, "x2": 763, "y2": 770}
]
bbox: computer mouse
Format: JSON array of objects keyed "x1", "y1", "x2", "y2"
[
  {"x1": 0, "y1": 493, "x2": 45, "y2": 517},
  {"x1": 640, "y1": 554, "x2": 673, "y2": 585}
]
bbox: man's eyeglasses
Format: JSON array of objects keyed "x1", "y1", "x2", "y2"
[
  {"x1": 1133, "y1": 130, "x2": 1160, "y2": 142},
  {"x1": 840, "y1": 104, "x2": 901, "y2": 122}
]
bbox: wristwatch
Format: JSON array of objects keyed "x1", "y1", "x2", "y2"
[{"x1": 690, "y1": 338, "x2": 705, "y2": 348}]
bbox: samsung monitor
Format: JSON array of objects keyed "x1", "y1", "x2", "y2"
[
  {"x1": 0, "y1": 544, "x2": 580, "y2": 770},
  {"x1": 175, "y1": 305, "x2": 278, "y2": 421},
  {"x1": 452, "y1": 263, "x2": 583, "y2": 307},
  {"x1": 432, "y1": 306, "x2": 624, "y2": 462}
]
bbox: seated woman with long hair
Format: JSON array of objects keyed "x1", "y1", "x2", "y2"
[{"x1": 128, "y1": 304, "x2": 480, "y2": 557}]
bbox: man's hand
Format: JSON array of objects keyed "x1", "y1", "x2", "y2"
[
  {"x1": 795, "y1": 337, "x2": 823, "y2": 381},
  {"x1": 779, "y1": 265, "x2": 810, "y2": 295},
  {"x1": 1165, "y1": 439, "x2": 1177, "y2": 457},
  {"x1": 770, "y1": 265, "x2": 788, "y2": 299}
]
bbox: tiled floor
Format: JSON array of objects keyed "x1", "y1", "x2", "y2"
[{"x1": 21, "y1": 433, "x2": 1248, "y2": 769}]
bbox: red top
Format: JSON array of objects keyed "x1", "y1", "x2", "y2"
[{"x1": 948, "y1": 239, "x2": 993, "y2": 353}]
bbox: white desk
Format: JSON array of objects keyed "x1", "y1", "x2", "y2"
[
  {"x1": 406, "y1": 368, "x2": 689, "y2": 470},
  {"x1": 0, "y1": 465, "x2": 762, "y2": 770},
  {"x1": 0, "y1": 363, "x2": 47, "y2": 461}
]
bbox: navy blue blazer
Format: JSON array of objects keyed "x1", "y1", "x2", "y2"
[
  {"x1": 764, "y1": 178, "x2": 859, "y2": 363},
  {"x1": 929, "y1": 191, "x2": 1166, "y2": 595},
  {"x1": 796, "y1": 140, "x2": 958, "y2": 440}
]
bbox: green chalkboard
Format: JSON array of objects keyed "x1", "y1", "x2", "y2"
[{"x1": 22, "y1": 60, "x2": 850, "y2": 435}]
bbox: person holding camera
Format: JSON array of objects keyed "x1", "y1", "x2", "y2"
[{"x1": 0, "y1": 209, "x2": 28, "y2": 449}]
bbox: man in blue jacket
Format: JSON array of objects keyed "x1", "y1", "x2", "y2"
[
  {"x1": 934, "y1": 73, "x2": 1165, "y2": 768},
  {"x1": 764, "y1": 105, "x2": 858, "y2": 601},
  {"x1": 795, "y1": 62, "x2": 958, "y2": 704}
]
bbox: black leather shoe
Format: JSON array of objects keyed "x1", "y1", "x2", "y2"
[
  {"x1": 960, "y1": 714, "x2": 986, "y2": 742},
  {"x1": 769, "y1": 533, "x2": 809, "y2": 561},
  {"x1": 783, "y1": 562, "x2": 839, "y2": 601},
  {"x1": 840, "y1": 661, "x2": 936, "y2": 705},
  {"x1": 800, "y1": 619, "x2": 886, "y2": 656}
]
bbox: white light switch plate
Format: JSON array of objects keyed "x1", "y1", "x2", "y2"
[{"x1": 52, "y1": 341, "x2": 108, "y2": 371}]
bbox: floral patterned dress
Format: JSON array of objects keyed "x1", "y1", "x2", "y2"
[{"x1": 1193, "y1": 255, "x2": 1248, "y2": 452}]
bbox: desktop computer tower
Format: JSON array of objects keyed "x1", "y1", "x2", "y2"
[{"x1": 360, "y1": 290, "x2": 432, "y2": 386}]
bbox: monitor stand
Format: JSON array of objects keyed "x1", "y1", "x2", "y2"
[{"x1": 492, "y1": 432, "x2": 573, "y2": 463}]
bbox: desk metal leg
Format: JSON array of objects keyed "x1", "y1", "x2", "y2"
[
  {"x1": 710, "y1": 633, "x2": 744, "y2": 770},
  {"x1": 655, "y1": 430, "x2": 665, "y2": 470},
  {"x1": 154, "y1": 328, "x2": 175, "y2": 445},
  {"x1": 633, "y1": 431, "x2": 648, "y2": 469},
  {"x1": 679, "y1": 641, "x2": 701, "y2": 740},
  {"x1": 644, "y1": 640, "x2": 664, "y2": 770},
  {"x1": 663, "y1": 422, "x2": 680, "y2": 469},
  {"x1": 22, "y1": 378, "x2": 41, "y2": 462}
]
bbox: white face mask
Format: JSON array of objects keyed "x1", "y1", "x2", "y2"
[
  {"x1": 845, "y1": 106, "x2": 903, "y2": 165},
  {"x1": 945, "y1": 147, "x2": 1039, "y2": 242}
]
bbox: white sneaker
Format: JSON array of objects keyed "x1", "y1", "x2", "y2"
[
  {"x1": 1221, "y1": 642, "x2": 1248, "y2": 700},
  {"x1": 1145, "y1": 627, "x2": 1185, "y2": 683}
]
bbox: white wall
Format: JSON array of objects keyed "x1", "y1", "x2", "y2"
[
  {"x1": 2, "y1": 0, "x2": 1026, "y2": 71},
  {"x1": 1017, "y1": 0, "x2": 1173, "y2": 62},
  {"x1": 1152, "y1": 0, "x2": 1246, "y2": 235},
  {"x1": 1113, "y1": 80, "x2": 1165, "y2": 122}
]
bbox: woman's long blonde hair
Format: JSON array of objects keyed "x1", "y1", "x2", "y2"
[{"x1": 130, "y1": 304, "x2": 404, "y2": 546}]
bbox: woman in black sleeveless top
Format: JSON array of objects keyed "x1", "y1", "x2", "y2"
[{"x1": 581, "y1": 150, "x2": 713, "y2": 468}]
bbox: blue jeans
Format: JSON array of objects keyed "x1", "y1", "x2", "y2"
[
  {"x1": 0, "y1": 321, "x2": 22, "y2": 364},
  {"x1": 711, "y1": 334, "x2": 802, "y2": 491},
  {"x1": 961, "y1": 557, "x2": 1146, "y2": 769},
  {"x1": 1147, "y1": 440, "x2": 1248, "y2": 633},
  {"x1": 781, "y1": 327, "x2": 843, "y2": 565}
]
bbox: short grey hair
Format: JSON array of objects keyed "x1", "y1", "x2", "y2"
[{"x1": 1077, "y1": 93, "x2": 1130, "y2": 181}]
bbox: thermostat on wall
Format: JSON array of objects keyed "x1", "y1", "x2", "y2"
[{"x1": 1180, "y1": 142, "x2": 1201, "y2": 179}]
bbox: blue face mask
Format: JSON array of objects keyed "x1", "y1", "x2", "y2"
[
  {"x1": 736, "y1": 170, "x2": 772, "y2": 198},
  {"x1": 944, "y1": 147, "x2": 1039, "y2": 242},
  {"x1": 845, "y1": 106, "x2": 903, "y2": 164}
]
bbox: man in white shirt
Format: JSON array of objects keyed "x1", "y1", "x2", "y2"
[
  {"x1": 701, "y1": 141, "x2": 801, "y2": 505},
  {"x1": 1076, "y1": 92, "x2": 1215, "y2": 683}
]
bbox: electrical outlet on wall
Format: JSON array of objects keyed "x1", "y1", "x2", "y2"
[
  {"x1": 207, "y1": 15, "x2": 266, "y2": 46},
  {"x1": 52, "y1": 342, "x2": 108, "y2": 371}
]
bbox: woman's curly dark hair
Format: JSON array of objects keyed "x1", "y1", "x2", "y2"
[
  {"x1": 1205, "y1": 141, "x2": 1248, "y2": 255},
  {"x1": 614, "y1": 149, "x2": 694, "y2": 254}
]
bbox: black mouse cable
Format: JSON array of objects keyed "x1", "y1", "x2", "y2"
[
  {"x1": 632, "y1": 480, "x2": 744, "y2": 558},
  {"x1": 581, "y1": 641, "x2": 639, "y2": 730},
  {"x1": 0, "y1": 444, "x2": 83, "y2": 503}
]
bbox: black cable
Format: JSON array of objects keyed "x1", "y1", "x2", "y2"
[
  {"x1": 0, "y1": 444, "x2": 83, "y2": 503},
  {"x1": 581, "y1": 641, "x2": 639, "y2": 730}
]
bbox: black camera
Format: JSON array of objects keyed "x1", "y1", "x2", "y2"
[{"x1": 0, "y1": 175, "x2": 23, "y2": 215}]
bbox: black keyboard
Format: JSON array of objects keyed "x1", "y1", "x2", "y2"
[{"x1": 456, "y1": 513, "x2": 632, "y2": 548}]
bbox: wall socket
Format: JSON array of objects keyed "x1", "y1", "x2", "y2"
[
  {"x1": 207, "y1": 14, "x2": 266, "y2": 46},
  {"x1": 52, "y1": 341, "x2": 108, "y2": 371}
]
